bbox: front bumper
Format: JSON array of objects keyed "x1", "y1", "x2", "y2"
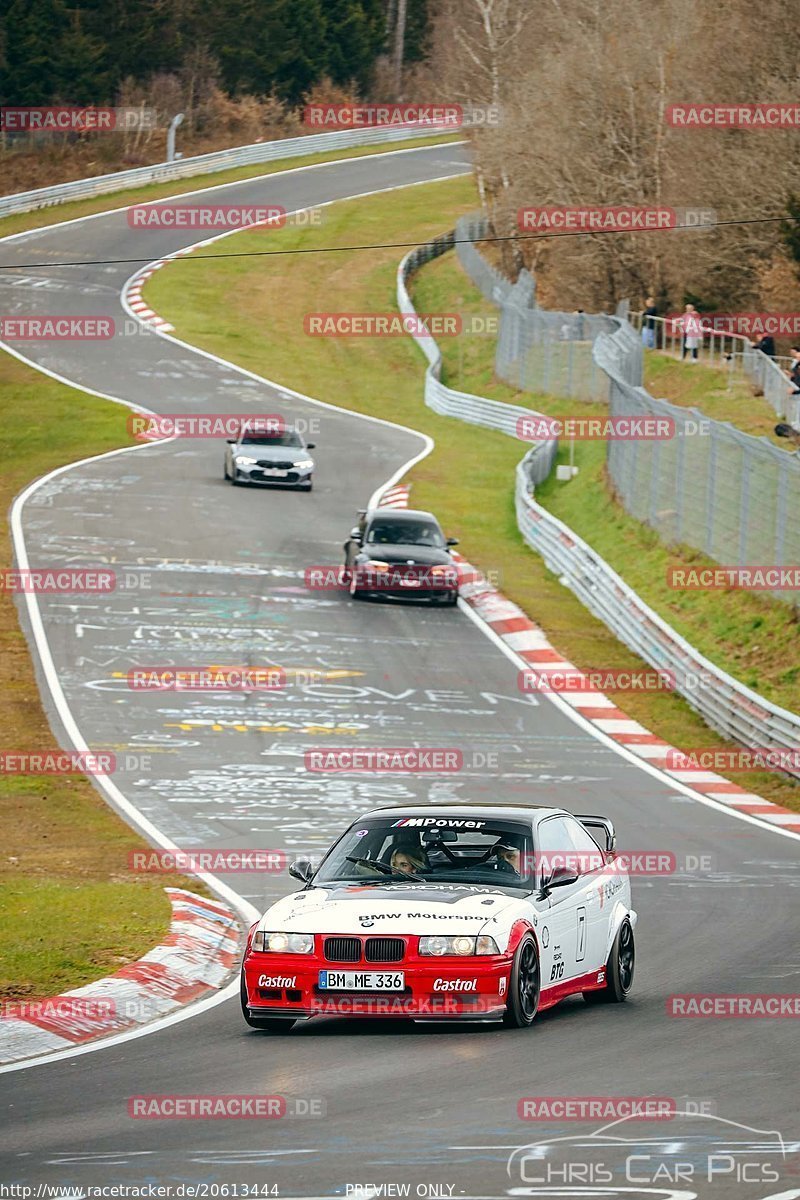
[
  {"x1": 233, "y1": 462, "x2": 313, "y2": 486},
  {"x1": 354, "y1": 570, "x2": 458, "y2": 600},
  {"x1": 243, "y1": 952, "x2": 510, "y2": 1021}
]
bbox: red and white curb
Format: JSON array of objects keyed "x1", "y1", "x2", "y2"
[
  {"x1": 0, "y1": 889, "x2": 241, "y2": 1065},
  {"x1": 123, "y1": 250, "x2": 196, "y2": 332},
  {"x1": 379, "y1": 483, "x2": 800, "y2": 835},
  {"x1": 377, "y1": 484, "x2": 411, "y2": 509}
]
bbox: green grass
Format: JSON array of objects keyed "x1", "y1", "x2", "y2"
[
  {"x1": 0, "y1": 354, "x2": 205, "y2": 1000},
  {"x1": 144, "y1": 179, "x2": 800, "y2": 812},
  {"x1": 644, "y1": 352, "x2": 789, "y2": 445},
  {"x1": 0, "y1": 133, "x2": 462, "y2": 240}
]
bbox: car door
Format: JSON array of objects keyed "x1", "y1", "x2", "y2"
[
  {"x1": 561, "y1": 815, "x2": 608, "y2": 976},
  {"x1": 535, "y1": 816, "x2": 586, "y2": 987}
]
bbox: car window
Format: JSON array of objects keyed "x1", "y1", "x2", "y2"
[
  {"x1": 241, "y1": 432, "x2": 303, "y2": 447},
  {"x1": 537, "y1": 816, "x2": 604, "y2": 880},
  {"x1": 314, "y1": 816, "x2": 535, "y2": 890},
  {"x1": 366, "y1": 520, "x2": 445, "y2": 547}
]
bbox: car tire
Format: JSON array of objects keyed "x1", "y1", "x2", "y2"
[
  {"x1": 224, "y1": 462, "x2": 231, "y2": 480},
  {"x1": 299, "y1": 479, "x2": 313, "y2": 492},
  {"x1": 584, "y1": 918, "x2": 635, "y2": 1005},
  {"x1": 349, "y1": 573, "x2": 363, "y2": 600},
  {"x1": 503, "y1": 933, "x2": 540, "y2": 1028},
  {"x1": 240, "y1": 971, "x2": 296, "y2": 1032}
]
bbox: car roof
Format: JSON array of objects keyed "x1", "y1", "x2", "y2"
[
  {"x1": 359, "y1": 803, "x2": 566, "y2": 824},
  {"x1": 366, "y1": 508, "x2": 440, "y2": 524}
]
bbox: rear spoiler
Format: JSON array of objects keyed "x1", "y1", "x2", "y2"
[{"x1": 575, "y1": 814, "x2": 616, "y2": 854}]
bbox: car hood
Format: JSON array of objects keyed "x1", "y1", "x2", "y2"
[
  {"x1": 358, "y1": 544, "x2": 452, "y2": 566},
  {"x1": 236, "y1": 445, "x2": 311, "y2": 462},
  {"x1": 258, "y1": 883, "x2": 519, "y2": 936}
]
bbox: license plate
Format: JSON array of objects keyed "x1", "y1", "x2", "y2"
[
  {"x1": 400, "y1": 577, "x2": 421, "y2": 587},
  {"x1": 262, "y1": 468, "x2": 288, "y2": 477},
  {"x1": 318, "y1": 970, "x2": 404, "y2": 991}
]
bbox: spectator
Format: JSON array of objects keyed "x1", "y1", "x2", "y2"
[
  {"x1": 751, "y1": 333, "x2": 776, "y2": 358},
  {"x1": 679, "y1": 304, "x2": 703, "y2": 362},
  {"x1": 641, "y1": 296, "x2": 658, "y2": 349}
]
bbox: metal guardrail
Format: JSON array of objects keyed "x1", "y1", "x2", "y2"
[
  {"x1": 399, "y1": 230, "x2": 800, "y2": 782},
  {"x1": 0, "y1": 121, "x2": 459, "y2": 217}
]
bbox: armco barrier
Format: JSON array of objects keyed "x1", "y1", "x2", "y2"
[
  {"x1": 398, "y1": 232, "x2": 800, "y2": 782},
  {"x1": 0, "y1": 121, "x2": 459, "y2": 217}
]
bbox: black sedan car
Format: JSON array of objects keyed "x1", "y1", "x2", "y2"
[
  {"x1": 224, "y1": 427, "x2": 315, "y2": 490},
  {"x1": 343, "y1": 508, "x2": 460, "y2": 604}
]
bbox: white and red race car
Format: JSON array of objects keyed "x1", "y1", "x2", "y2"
[{"x1": 240, "y1": 804, "x2": 637, "y2": 1031}]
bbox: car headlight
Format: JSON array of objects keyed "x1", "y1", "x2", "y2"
[
  {"x1": 365, "y1": 560, "x2": 389, "y2": 571},
  {"x1": 294, "y1": 459, "x2": 314, "y2": 469},
  {"x1": 251, "y1": 931, "x2": 314, "y2": 953},
  {"x1": 235, "y1": 455, "x2": 258, "y2": 465},
  {"x1": 429, "y1": 565, "x2": 456, "y2": 578},
  {"x1": 418, "y1": 935, "x2": 500, "y2": 956}
]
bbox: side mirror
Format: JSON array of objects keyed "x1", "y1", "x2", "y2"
[
  {"x1": 546, "y1": 865, "x2": 579, "y2": 890},
  {"x1": 446, "y1": 537, "x2": 459, "y2": 546},
  {"x1": 349, "y1": 527, "x2": 363, "y2": 542},
  {"x1": 289, "y1": 858, "x2": 314, "y2": 884},
  {"x1": 226, "y1": 438, "x2": 236, "y2": 444},
  {"x1": 306, "y1": 442, "x2": 316, "y2": 450}
]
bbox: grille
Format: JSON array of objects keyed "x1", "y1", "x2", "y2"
[
  {"x1": 257, "y1": 459, "x2": 294, "y2": 469},
  {"x1": 323, "y1": 936, "x2": 361, "y2": 962},
  {"x1": 364, "y1": 937, "x2": 405, "y2": 962}
]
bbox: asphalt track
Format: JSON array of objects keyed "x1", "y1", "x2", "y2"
[{"x1": 0, "y1": 143, "x2": 799, "y2": 1200}]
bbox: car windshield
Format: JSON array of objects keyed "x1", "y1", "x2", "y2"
[
  {"x1": 314, "y1": 815, "x2": 535, "y2": 890},
  {"x1": 366, "y1": 520, "x2": 445, "y2": 547},
  {"x1": 241, "y1": 432, "x2": 304, "y2": 447}
]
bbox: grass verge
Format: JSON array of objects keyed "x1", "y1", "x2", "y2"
[
  {"x1": 0, "y1": 355, "x2": 205, "y2": 1001},
  {"x1": 144, "y1": 178, "x2": 800, "y2": 812},
  {"x1": 644, "y1": 352, "x2": 790, "y2": 445}
]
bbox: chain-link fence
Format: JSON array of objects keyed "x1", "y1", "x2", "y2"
[
  {"x1": 595, "y1": 323, "x2": 800, "y2": 602},
  {"x1": 454, "y1": 214, "x2": 613, "y2": 401},
  {"x1": 456, "y1": 215, "x2": 800, "y2": 603}
]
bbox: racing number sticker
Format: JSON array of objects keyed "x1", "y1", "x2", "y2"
[{"x1": 576, "y1": 906, "x2": 586, "y2": 962}]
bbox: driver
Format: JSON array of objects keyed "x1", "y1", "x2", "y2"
[{"x1": 492, "y1": 839, "x2": 523, "y2": 876}]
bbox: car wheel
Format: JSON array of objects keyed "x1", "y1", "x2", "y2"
[
  {"x1": 584, "y1": 918, "x2": 635, "y2": 1005},
  {"x1": 446, "y1": 590, "x2": 459, "y2": 606},
  {"x1": 299, "y1": 479, "x2": 313, "y2": 492},
  {"x1": 224, "y1": 461, "x2": 230, "y2": 480},
  {"x1": 349, "y1": 573, "x2": 363, "y2": 600},
  {"x1": 503, "y1": 933, "x2": 539, "y2": 1028},
  {"x1": 240, "y1": 971, "x2": 296, "y2": 1032}
]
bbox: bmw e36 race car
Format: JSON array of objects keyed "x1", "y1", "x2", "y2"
[{"x1": 240, "y1": 804, "x2": 636, "y2": 1032}]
